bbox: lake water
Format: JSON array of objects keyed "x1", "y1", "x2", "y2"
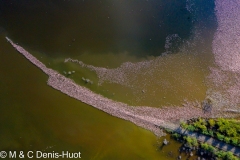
[
  {"x1": 0, "y1": 0, "x2": 217, "y2": 159},
  {"x1": 0, "y1": 34, "x2": 200, "y2": 159},
  {"x1": 0, "y1": 0, "x2": 217, "y2": 107}
]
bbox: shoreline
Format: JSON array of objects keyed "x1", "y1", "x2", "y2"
[{"x1": 6, "y1": 37, "x2": 214, "y2": 136}]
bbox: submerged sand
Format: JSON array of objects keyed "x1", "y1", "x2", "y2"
[{"x1": 6, "y1": 37, "x2": 214, "y2": 136}]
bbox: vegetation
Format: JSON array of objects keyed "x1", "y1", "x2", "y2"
[
  {"x1": 180, "y1": 121, "x2": 188, "y2": 129},
  {"x1": 199, "y1": 142, "x2": 240, "y2": 160},
  {"x1": 181, "y1": 118, "x2": 240, "y2": 147},
  {"x1": 171, "y1": 133, "x2": 240, "y2": 160},
  {"x1": 184, "y1": 136, "x2": 198, "y2": 147},
  {"x1": 164, "y1": 128, "x2": 172, "y2": 133},
  {"x1": 171, "y1": 132, "x2": 181, "y2": 139},
  {"x1": 186, "y1": 124, "x2": 196, "y2": 131},
  {"x1": 201, "y1": 143, "x2": 215, "y2": 153},
  {"x1": 215, "y1": 150, "x2": 239, "y2": 160},
  {"x1": 209, "y1": 118, "x2": 216, "y2": 127},
  {"x1": 169, "y1": 117, "x2": 240, "y2": 159}
]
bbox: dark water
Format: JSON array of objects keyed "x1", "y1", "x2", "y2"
[
  {"x1": 0, "y1": 0, "x2": 217, "y2": 107},
  {"x1": 0, "y1": 0, "x2": 217, "y2": 158},
  {"x1": 0, "y1": 34, "x2": 157, "y2": 159},
  {"x1": 0, "y1": 0, "x2": 195, "y2": 58}
]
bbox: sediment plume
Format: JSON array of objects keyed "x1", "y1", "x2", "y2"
[
  {"x1": 6, "y1": 37, "x2": 212, "y2": 136},
  {"x1": 64, "y1": 34, "x2": 184, "y2": 87}
]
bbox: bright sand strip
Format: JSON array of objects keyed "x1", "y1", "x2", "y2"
[{"x1": 6, "y1": 37, "x2": 211, "y2": 136}]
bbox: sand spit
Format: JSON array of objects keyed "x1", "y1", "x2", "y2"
[
  {"x1": 6, "y1": 37, "x2": 212, "y2": 136},
  {"x1": 64, "y1": 34, "x2": 182, "y2": 87},
  {"x1": 64, "y1": 57, "x2": 153, "y2": 87}
]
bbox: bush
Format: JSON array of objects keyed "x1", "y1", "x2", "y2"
[
  {"x1": 225, "y1": 151, "x2": 235, "y2": 160},
  {"x1": 200, "y1": 143, "x2": 216, "y2": 153},
  {"x1": 193, "y1": 118, "x2": 207, "y2": 132},
  {"x1": 187, "y1": 125, "x2": 196, "y2": 131},
  {"x1": 219, "y1": 125, "x2": 228, "y2": 133},
  {"x1": 172, "y1": 133, "x2": 181, "y2": 139},
  {"x1": 200, "y1": 143, "x2": 209, "y2": 150},
  {"x1": 226, "y1": 128, "x2": 237, "y2": 137},
  {"x1": 224, "y1": 137, "x2": 231, "y2": 144},
  {"x1": 184, "y1": 136, "x2": 198, "y2": 147},
  {"x1": 198, "y1": 118, "x2": 207, "y2": 125},
  {"x1": 199, "y1": 124, "x2": 207, "y2": 132},
  {"x1": 208, "y1": 130, "x2": 214, "y2": 137},
  {"x1": 217, "y1": 118, "x2": 230, "y2": 133},
  {"x1": 191, "y1": 137, "x2": 198, "y2": 147},
  {"x1": 217, "y1": 118, "x2": 226, "y2": 126},
  {"x1": 207, "y1": 145, "x2": 215, "y2": 153},
  {"x1": 231, "y1": 137, "x2": 238, "y2": 146},
  {"x1": 181, "y1": 122, "x2": 188, "y2": 129},
  {"x1": 202, "y1": 130, "x2": 209, "y2": 135},
  {"x1": 216, "y1": 151, "x2": 226, "y2": 158},
  {"x1": 184, "y1": 136, "x2": 193, "y2": 147},
  {"x1": 217, "y1": 133, "x2": 225, "y2": 141},
  {"x1": 209, "y1": 119, "x2": 216, "y2": 127}
]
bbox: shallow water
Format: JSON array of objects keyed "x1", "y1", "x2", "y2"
[
  {"x1": 0, "y1": 0, "x2": 217, "y2": 107},
  {"x1": 0, "y1": 0, "x2": 219, "y2": 159},
  {"x1": 0, "y1": 34, "x2": 200, "y2": 159}
]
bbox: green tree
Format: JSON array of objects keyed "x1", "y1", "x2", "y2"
[
  {"x1": 191, "y1": 137, "x2": 198, "y2": 147},
  {"x1": 225, "y1": 151, "x2": 234, "y2": 160},
  {"x1": 184, "y1": 136, "x2": 198, "y2": 147},
  {"x1": 232, "y1": 157, "x2": 238, "y2": 160},
  {"x1": 217, "y1": 132, "x2": 225, "y2": 141},
  {"x1": 219, "y1": 124, "x2": 229, "y2": 133},
  {"x1": 199, "y1": 124, "x2": 207, "y2": 132},
  {"x1": 216, "y1": 151, "x2": 226, "y2": 158},
  {"x1": 217, "y1": 118, "x2": 228, "y2": 127},
  {"x1": 224, "y1": 137, "x2": 231, "y2": 143},
  {"x1": 226, "y1": 128, "x2": 237, "y2": 137},
  {"x1": 172, "y1": 133, "x2": 181, "y2": 139},
  {"x1": 231, "y1": 137, "x2": 238, "y2": 146},
  {"x1": 181, "y1": 122, "x2": 188, "y2": 129},
  {"x1": 187, "y1": 125, "x2": 196, "y2": 131},
  {"x1": 202, "y1": 130, "x2": 209, "y2": 135},
  {"x1": 200, "y1": 143, "x2": 209, "y2": 150},
  {"x1": 208, "y1": 130, "x2": 214, "y2": 137},
  {"x1": 198, "y1": 118, "x2": 207, "y2": 125},
  {"x1": 184, "y1": 136, "x2": 193, "y2": 147},
  {"x1": 207, "y1": 145, "x2": 215, "y2": 153},
  {"x1": 194, "y1": 118, "x2": 207, "y2": 130},
  {"x1": 209, "y1": 119, "x2": 216, "y2": 128}
]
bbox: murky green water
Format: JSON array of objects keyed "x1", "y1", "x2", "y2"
[
  {"x1": 0, "y1": 34, "x2": 200, "y2": 159},
  {"x1": 0, "y1": 0, "x2": 216, "y2": 159},
  {"x1": 0, "y1": 0, "x2": 217, "y2": 107}
]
